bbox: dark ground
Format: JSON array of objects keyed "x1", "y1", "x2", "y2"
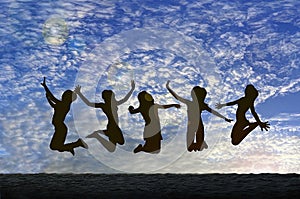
[{"x1": 0, "y1": 174, "x2": 299, "y2": 199}]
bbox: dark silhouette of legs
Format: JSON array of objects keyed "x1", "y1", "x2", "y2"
[
  {"x1": 195, "y1": 121, "x2": 204, "y2": 145},
  {"x1": 194, "y1": 120, "x2": 208, "y2": 151},
  {"x1": 50, "y1": 123, "x2": 87, "y2": 155},
  {"x1": 231, "y1": 122, "x2": 259, "y2": 145},
  {"x1": 86, "y1": 125, "x2": 125, "y2": 153},
  {"x1": 103, "y1": 128, "x2": 125, "y2": 146},
  {"x1": 86, "y1": 130, "x2": 117, "y2": 152},
  {"x1": 143, "y1": 135, "x2": 161, "y2": 153},
  {"x1": 133, "y1": 133, "x2": 162, "y2": 154},
  {"x1": 186, "y1": 121, "x2": 208, "y2": 152}
]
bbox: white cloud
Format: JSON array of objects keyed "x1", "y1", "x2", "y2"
[{"x1": 1, "y1": 0, "x2": 299, "y2": 174}]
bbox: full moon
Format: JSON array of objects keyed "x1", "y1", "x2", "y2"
[{"x1": 43, "y1": 17, "x2": 68, "y2": 45}]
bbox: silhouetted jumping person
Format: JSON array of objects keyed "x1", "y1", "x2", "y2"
[
  {"x1": 128, "y1": 91, "x2": 180, "y2": 154},
  {"x1": 216, "y1": 84, "x2": 270, "y2": 145},
  {"x1": 166, "y1": 81, "x2": 232, "y2": 152},
  {"x1": 41, "y1": 77, "x2": 88, "y2": 156},
  {"x1": 75, "y1": 80, "x2": 135, "y2": 152}
]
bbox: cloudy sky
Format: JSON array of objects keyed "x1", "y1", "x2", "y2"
[{"x1": 0, "y1": 0, "x2": 299, "y2": 173}]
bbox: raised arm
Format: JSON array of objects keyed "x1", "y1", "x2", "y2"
[
  {"x1": 41, "y1": 77, "x2": 60, "y2": 103},
  {"x1": 117, "y1": 80, "x2": 135, "y2": 105},
  {"x1": 74, "y1": 85, "x2": 101, "y2": 108},
  {"x1": 166, "y1": 80, "x2": 189, "y2": 104},
  {"x1": 46, "y1": 93, "x2": 56, "y2": 108},
  {"x1": 205, "y1": 105, "x2": 233, "y2": 123}
]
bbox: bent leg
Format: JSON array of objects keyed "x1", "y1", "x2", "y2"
[
  {"x1": 138, "y1": 133, "x2": 162, "y2": 154},
  {"x1": 142, "y1": 139, "x2": 161, "y2": 154},
  {"x1": 50, "y1": 124, "x2": 87, "y2": 155},
  {"x1": 63, "y1": 139, "x2": 88, "y2": 150},
  {"x1": 86, "y1": 130, "x2": 116, "y2": 152},
  {"x1": 231, "y1": 122, "x2": 259, "y2": 145},
  {"x1": 109, "y1": 131, "x2": 125, "y2": 146},
  {"x1": 101, "y1": 126, "x2": 125, "y2": 145}
]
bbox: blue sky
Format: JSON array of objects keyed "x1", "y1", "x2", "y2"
[
  {"x1": 262, "y1": 91, "x2": 300, "y2": 117},
  {"x1": 0, "y1": 0, "x2": 299, "y2": 173}
]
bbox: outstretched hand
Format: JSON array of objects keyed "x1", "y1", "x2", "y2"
[
  {"x1": 215, "y1": 103, "x2": 224, "y2": 109},
  {"x1": 74, "y1": 85, "x2": 81, "y2": 94},
  {"x1": 166, "y1": 80, "x2": 170, "y2": 88},
  {"x1": 128, "y1": 106, "x2": 134, "y2": 113},
  {"x1": 225, "y1": 118, "x2": 233, "y2": 123},
  {"x1": 259, "y1": 121, "x2": 270, "y2": 131},
  {"x1": 41, "y1": 77, "x2": 46, "y2": 87}
]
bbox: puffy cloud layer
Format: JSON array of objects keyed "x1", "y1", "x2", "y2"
[{"x1": 0, "y1": 0, "x2": 299, "y2": 173}]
